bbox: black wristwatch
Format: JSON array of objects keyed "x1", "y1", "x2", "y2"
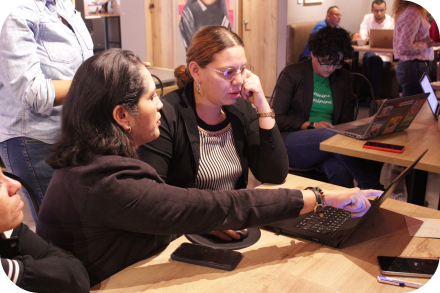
[{"x1": 307, "y1": 122, "x2": 315, "y2": 129}]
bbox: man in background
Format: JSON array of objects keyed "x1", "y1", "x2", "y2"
[
  {"x1": 301, "y1": 6, "x2": 342, "y2": 58},
  {"x1": 352, "y1": 0, "x2": 395, "y2": 99}
]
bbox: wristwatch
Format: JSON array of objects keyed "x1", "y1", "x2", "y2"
[
  {"x1": 257, "y1": 109, "x2": 275, "y2": 118},
  {"x1": 307, "y1": 122, "x2": 315, "y2": 129},
  {"x1": 305, "y1": 187, "x2": 325, "y2": 217}
]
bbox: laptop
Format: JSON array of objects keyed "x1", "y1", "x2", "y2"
[
  {"x1": 328, "y1": 93, "x2": 429, "y2": 140},
  {"x1": 265, "y1": 149, "x2": 428, "y2": 248},
  {"x1": 419, "y1": 72, "x2": 440, "y2": 120},
  {"x1": 369, "y1": 29, "x2": 394, "y2": 48}
]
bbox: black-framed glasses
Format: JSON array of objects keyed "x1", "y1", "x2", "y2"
[
  {"x1": 318, "y1": 59, "x2": 344, "y2": 70},
  {"x1": 205, "y1": 64, "x2": 247, "y2": 81}
]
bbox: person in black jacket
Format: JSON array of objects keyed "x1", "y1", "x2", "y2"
[
  {"x1": 37, "y1": 48, "x2": 379, "y2": 286},
  {"x1": 272, "y1": 27, "x2": 383, "y2": 190},
  {"x1": 0, "y1": 168, "x2": 89, "y2": 293},
  {"x1": 138, "y1": 26, "x2": 289, "y2": 241}
]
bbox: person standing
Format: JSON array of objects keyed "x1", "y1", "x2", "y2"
[
  {"x1": 0, "y1": 0, "x2": 93, "y2": 223},
  {"x1": 179, "y1": 0, "x2": 231, "y2": 51},
  {"x1": 352, "y1": 0, "x2": 395, "y2": 99},
  {"x1": 392, "y1": 0, "x2": 435, "y2": 97},
  {"x1": 301, "y1": 6, "x2": 342, "y2": 58}
]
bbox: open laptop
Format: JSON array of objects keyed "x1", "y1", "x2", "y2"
[
  {"x1": 369, "y1": 29, "x2": 394, "y2": 48},
  {"x1": 419, "y1": 72, "x2": 439, "y2": 120},
  {"x1": 265, "y1": 149, "x2": 428, "y2": 248},
  {"x1": 328, "y1": 93, "x2": 429, "y2": 140}
]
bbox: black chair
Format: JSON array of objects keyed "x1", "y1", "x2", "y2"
[
  {"x1": 269, "y1": 72, "x2": 372, "y2": 183},
  {"x1": 4, "y1": 171, "x2": 39, "y2": 218}
]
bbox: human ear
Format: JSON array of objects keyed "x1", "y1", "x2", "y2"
[
  {"x1": 112, "y1": 105, "x2": 131, "y2": 132},
  {"x1": 188, "y1": 61, "x2": 201, "y2": 82}
]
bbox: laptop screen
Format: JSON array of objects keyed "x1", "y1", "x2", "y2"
[{"x1": 420, "y1": 73, "x2": 439, "y2": 117}]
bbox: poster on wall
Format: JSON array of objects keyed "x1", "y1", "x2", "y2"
[{"x1": 178, "y1": 0, "x2": 235, "y2": 51}]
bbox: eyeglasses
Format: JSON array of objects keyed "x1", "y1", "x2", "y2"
[
  {"x1": 318, "y1": 60, "x2": 344, "y2": 70},
  {"x1": 330, "y1": 13, "x2": 342, "y2": 17},
  {"x1": 205, "y1": 65, "x2": 247, "y2": 81}
]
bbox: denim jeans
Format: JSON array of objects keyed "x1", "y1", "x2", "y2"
[
  {"x1": 0, "y1": 137, "x2": 55, "y2": 224},
  {"x1": 362, "y1": 52, "x2": 391, "y2": 96},
  {"x1": 284, "y1": 128, "x2": 383, "y2": 190},
  {"x1": 396, "y1": 60, "x2": 430, "y2": 97}
]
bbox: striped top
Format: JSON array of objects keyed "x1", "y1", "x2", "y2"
[
  {"x1": 193, "y1": 117, "x2": 242, "y2": 190},
  {"x1": 1, "y1": 231, "x2": 23, "y2": 285}
]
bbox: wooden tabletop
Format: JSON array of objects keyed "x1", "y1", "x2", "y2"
[
  {"x1": 320, "y1": 103, "x2": 440, "y2": 174},
  {"x1": 91, "y1": 175, "x2": 440, "y2": 293},
  {"x1": 431, "y1": 81, "x2": 440, "y2": 91},
  {"x1": 353, "y1": 45, "x2": 394, "y2": 54}
]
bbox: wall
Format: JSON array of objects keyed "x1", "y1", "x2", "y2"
[
  {"x1": 287, "y1": 0, "x2": 398, "y2": 34},
  {"x1": 83, "y1": 0, "x2": 121, "y2": 16}
]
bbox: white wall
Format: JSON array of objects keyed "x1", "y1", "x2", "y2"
[
  {"x1": 119, "y1": 0, "x2": 148, "y2": 61},
  {"x1": 287, "y1": 0, "x2": 398, "y2": 34}
]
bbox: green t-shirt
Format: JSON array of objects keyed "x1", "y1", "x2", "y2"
[{"x1": 309, "y1": 73, "x2": 333, "y2": 124}]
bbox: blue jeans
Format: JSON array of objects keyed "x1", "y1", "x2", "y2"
[
  {"x1": 0, "y1": 137, "x2": 55, "y2": 224},
  {"x1": 362, "y1": 52, "x2": 391, "y2": 95},
  {"x1": 396, "y1": 60, "x2": 430, "y2": 97},
  {"x1": 285, "y1": 128, "x2": 383, "y2": 189}
]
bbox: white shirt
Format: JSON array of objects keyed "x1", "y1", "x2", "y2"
[{"x1": 359, "y1": 13, "x2": 395, "y2": 62}]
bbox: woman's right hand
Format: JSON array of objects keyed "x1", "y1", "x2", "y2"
[
  {"x1": 323, "y1": 188, "x2": 382, "y2": 217},
  {"x1": 207, "y1": 229, "x2": 247, "y2": 241}
]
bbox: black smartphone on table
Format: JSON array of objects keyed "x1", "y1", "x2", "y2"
[
  {"x1": 171, "y1": 243, "x2": 242, "y2": 271},
  {"x1": 363, "y1": 141, "x2": 405, "y2": 153},
  {"x1": 377, "y1": 256, "x2": 440, "y2": 278}
]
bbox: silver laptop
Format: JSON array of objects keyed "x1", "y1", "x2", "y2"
[
  {"x1": 419, "y1": 72, "x2": 439, "y2": 120},
  {"x1": 328, "y1": 93, "x2": 429, "y2": 140},
  {"x1": 369, "y1": 29, "x2": 394, "y2": 48},
  {"x1": 266, "y1": 150, "x2": 428, "y2": 248}
]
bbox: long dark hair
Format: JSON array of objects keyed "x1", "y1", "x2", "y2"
[{"x1": 47, "y1": 49, "x2": 147, "y2": 169}]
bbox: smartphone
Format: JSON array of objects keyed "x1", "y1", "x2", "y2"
[
  {"x1": 377, "y1": 256, "x2": 440, "y2": 278},
  {"x1": 171, "y1": 243, "x2": 242, "y2": 271},
  {"x1": 363, "y1": 141, "x2": 405, "y2": 153}
]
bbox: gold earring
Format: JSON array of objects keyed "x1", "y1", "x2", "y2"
[
  {"x1": 126, "y1": 126, "x2": 131, "y2": 133},
  {"x1": 196, "y1": 81, "x2": 201, "y2": 95}
]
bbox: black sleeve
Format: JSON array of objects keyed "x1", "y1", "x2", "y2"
[
  {"x1": 11, "y1": 223, "x2": 90, "y2": 293},
  {"x1": 1, "y1": 257, "x2": 24, "y2": 285},
  {"x1": 243, "y1": 100, "x2": 289, "y2": 184},
  {"x1": 272, "y1": 64, "x2": 307, "y2": 132}
]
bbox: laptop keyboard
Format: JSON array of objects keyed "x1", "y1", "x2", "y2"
[
  {"x1": 345, "y1": 124, "x2": 370, "y2": 135},
  {"x1": 295, "y1": 207, "x2": 351, "y2": 236}
]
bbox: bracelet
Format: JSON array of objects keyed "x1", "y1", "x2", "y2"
[
  {"x1": 257, "y1": 109, "x2": 275, "y2": 118},
  {"x1": 305, "y1": 187, "x2": 326, "y2": 217}
]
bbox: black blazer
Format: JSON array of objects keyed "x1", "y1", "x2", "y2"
[
  {"x1": 272, "y1": 59, "x2": 354, "y2": 139},
  {"x1": 1, "y1": 223, "x2": 89, "y2": 293},
  {"x1": 138, "y1": 80, "x2": 289, "y2": 189}
]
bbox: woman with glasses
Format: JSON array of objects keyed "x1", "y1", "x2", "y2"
[
  {"x1": 272, "y1": 26, "x2": 383, "y2": 190},
  {"x1": 138, "y1": 25, "x2": 288, "y2": 241},
  {"x1": 37, "y1": 49, "x2": 378, "y2": 285}
]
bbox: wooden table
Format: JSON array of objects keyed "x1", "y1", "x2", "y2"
[
  {"x1": 351, "y1": 45, "x2": 394, "y2": 74},
  {"x1": 431, "y1": 81, "x2": 440, "y2": 91},
  {"x1": 321, "y1": 102, "x2": 440, "y2": 206},
  {"x1": 91, "y1": 175, "x2": 440, "y2": 293}
]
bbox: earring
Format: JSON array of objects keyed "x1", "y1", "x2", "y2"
[
  {"x1": 126, "y1": 126, "x2": 131, "y2": 133},
  {"x1": 196, "y1": 81, "x2": 201, "y2": 95}
]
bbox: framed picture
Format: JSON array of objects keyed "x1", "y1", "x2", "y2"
[{"x1": 304, "y1": 0, "x2": 322, "y2": 3}]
